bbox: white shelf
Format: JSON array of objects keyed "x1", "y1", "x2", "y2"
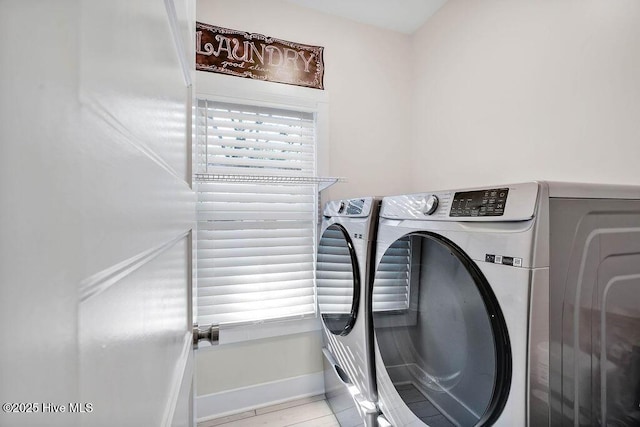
[{"x1": 194, "y1": 173, "x2": 344, "y2": 191}]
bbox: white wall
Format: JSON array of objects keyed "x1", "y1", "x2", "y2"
[
  {"x1": 197, "y1": 332, "x2": 323, "y2": 395},
  {"x1": 409, "y1": 0, "x2": 640, "y2": 191},
  {"x1": 194, "y1": 0, "x2": 413, "y2": 416}
]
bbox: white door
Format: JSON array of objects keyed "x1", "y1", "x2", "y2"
[{"x1": 0, "y1": 1, "x2": 196, "y2": 426}]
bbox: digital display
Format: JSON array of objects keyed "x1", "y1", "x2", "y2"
[
  {"x1": 346, "y1": 199, "x2": 365, "y2": 215},
  {"x1": 450, "y1": 188, "x2": 509, "y2": 217}
]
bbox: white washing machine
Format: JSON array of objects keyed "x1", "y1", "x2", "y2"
[
  {"x1": 317, "y1": 197, "x2": 381, "y2": 426},
  {"x1": 371, "y1": 182, "x2": 640, "y2": 426}
]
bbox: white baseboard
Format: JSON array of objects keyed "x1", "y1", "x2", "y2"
[{"x1": 196, "y1": 371, "x2": 325, "y2": 422}]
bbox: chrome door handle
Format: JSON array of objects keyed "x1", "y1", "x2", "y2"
[{"x1": 193, "y1": 324, "x2": 219, "y2": 349}]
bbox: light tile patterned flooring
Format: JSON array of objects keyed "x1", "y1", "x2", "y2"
[{"x1": 198, "y1": 395, "x2": 340, "y2": 427}]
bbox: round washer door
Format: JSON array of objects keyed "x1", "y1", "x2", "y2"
[
  {"x1": 316, "y1": 224, "x2": 360, "y2": 336},
  {"x1": 372, "y1": 232, "x2": 511, "y2": 426}
]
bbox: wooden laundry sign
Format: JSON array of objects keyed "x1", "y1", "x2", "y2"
[{"x1": 196, "y1": 22, "x2": 325, "y2": 90}]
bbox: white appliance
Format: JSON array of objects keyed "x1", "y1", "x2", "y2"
[
  {"x1": 317, "y1": 197, "x2": 381, "y2": 426},
  {"x1": 371, "y1": 182, "x2": 640, "y2": 426}
]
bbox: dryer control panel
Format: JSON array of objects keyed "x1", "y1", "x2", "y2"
[
  {"x1": 450, "y1": 188, "x2": 509, "y2": 217},
  {"x1": 380, "y1": 182, "x2": 539, "y2": 222},
  {"x1": 324, "y1": 197, "x2": 374, "y2": 218}
]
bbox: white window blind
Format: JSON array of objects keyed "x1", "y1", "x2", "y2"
[{"x1": 196, "y1": 100, "x2": 317, "y2": 326}]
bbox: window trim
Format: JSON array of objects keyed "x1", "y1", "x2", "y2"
[{"x1": 195, "y1": 72, "x2": 329, "y2": 343}]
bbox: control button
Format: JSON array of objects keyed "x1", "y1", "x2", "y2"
[{"x1": 423, "y1": 195, "x2": 439, "y2": 215}]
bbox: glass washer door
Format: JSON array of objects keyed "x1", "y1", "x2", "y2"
[
  {"x1": 316, "y1": 224, "x2": 360, "y2": 336},
  {"x1": 373, "y1": 232, "x2": 511, "y2": 426}
]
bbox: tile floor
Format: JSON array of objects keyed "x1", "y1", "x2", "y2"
[
  {"x1": 198, "y1": 383, "x2": 455, "y2": 427},
  {"x1": 198, "y1": 395, "x2": 340, "y2": 427}
]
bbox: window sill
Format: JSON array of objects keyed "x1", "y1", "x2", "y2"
[{"x1": 196, "y1": 316, "x2": 322, "y2": 348}]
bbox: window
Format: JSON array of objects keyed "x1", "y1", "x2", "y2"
[{"x1": 195, "y1": 100, "x2": 319, "y2": 327}]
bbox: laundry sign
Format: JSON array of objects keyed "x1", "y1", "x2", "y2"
[{"x1": 196, "y1": 22, "x2": 325, "y2": 90}]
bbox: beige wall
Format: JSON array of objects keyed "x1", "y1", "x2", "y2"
[
  {"x1": 196, "y1": 331, "x2": 323, "y2": 395},
  {"x1": 408, "y1": 0, "x2": 640, "y2": 191}
]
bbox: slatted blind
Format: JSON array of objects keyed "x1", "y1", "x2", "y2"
[
  {"x1": 196, "y1": 99, "x2": 315, "y2": 175},
  {"x1": 196, "y1": 100, "x2": 317, "y2": 326},
  {"x1": 372, "y1": 237, "x2": 411, "y2": 312}
]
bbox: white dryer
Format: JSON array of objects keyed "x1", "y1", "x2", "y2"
[
  {"x1": 317, "y1": 197, "x2": 381, "y2": 426},
  {"x1": 371, "y1": 182, "x2": 640, "y2": 426}
]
